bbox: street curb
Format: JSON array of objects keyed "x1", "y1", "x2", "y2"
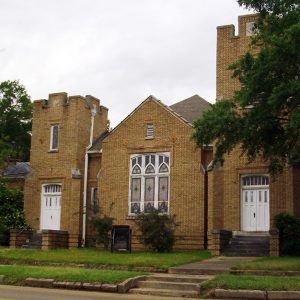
[
  {"x1": 215, "y1": 288, "x2": 266, "y2": 299},
  {"x1": 22, "y1": 276, "x2": 146, "y2": 293},
  {"x1": 231, "y1": 270, "x2": 300, "y2": 276},
  {"x1": 0, "y1": 259, "x2": 166, "y2": 273},
  {"x1": 214, "y1": 289, "x2": 300, "y2": 299},
  {"x1": 117, "y1": 275, "x2": 147, "y2": 293}
]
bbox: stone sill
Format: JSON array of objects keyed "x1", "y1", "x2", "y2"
[{"x1": 48, "y1": 150, "x2": 59, "y2": 153}]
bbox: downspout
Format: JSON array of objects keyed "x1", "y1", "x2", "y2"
[
  {"x1": 204, "y1": 169, "x2": 208, "y2": 250},
  {"x1": 82, "y1": 105, "x2": 97, "y2": 247}
]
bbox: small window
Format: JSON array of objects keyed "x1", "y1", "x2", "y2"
[
  {"x1": 242, "y1": 175, "x2": 269, "y2": 187},
  {"x1": 50, "y1": 125, "x2": 59, "y2": 151},
  {"x1": 246, "y1": 21, "x2": 255, "y2": 36},
  {"x1": 146, "y1": 124, "x2": 154, "y2": 139},
  {"x1": 91, "y1": 187, "x2": 98, "y2": 213}
]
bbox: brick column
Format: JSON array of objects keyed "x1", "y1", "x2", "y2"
[
  {"x1": 208, "y1": 229, "x2": 232, "y2": 255},
  {"x1": 42, "y1": 230, "x2": 69, "y2": 249},
  {"x1": 269, "y1": 229, "x2": 279, "y2": 257}
]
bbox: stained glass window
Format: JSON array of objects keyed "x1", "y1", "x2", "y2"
[
  {"x1": 159, "y1": 163, "x2": 168, "y2": 173},
  {"x1": 132, "y1": 165, "x2": 141, "y2": 174},
  {"x1": 130, "y1": 178, "x2": 141, "y2": 213},
  {"x1": 129, "y1": 153, "x2": 170, "y2": 214},
  {"x1": 145, "y1": 165, "x2": 155, "y2": 174}
]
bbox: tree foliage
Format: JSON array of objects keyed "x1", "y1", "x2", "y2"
[
  {"x1": 0, "y1": 80, "x2": 32, "y2": 166},
  {"x1": 193, "y1": 0, "x2": 300, "y2": 173},
  {"x1": 0, "y1": 182, "x2": 29, "y2": 245}
]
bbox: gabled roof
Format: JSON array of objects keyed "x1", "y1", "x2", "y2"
[
  {"x1": 88, "y1": 130, "x2": 110, "y2": 152},
  {"x1": 169, "y1": 95, "x2": 211, "y2": 124},
  {"x1": 90, "y1": 94, "x2": 210, "y2": 151},
  {"x1": 3, "y1": 162, "x2": 30, "y2": 178},
  {"x1": 110, "y1": 95, "x2": 196, "y2": 135}
]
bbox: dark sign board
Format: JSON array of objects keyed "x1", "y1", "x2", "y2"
[{"x1": 111, "y1": 225, "x2": 131, "y2": 252}]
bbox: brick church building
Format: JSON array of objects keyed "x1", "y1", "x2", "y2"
[{"x1": 12, "y1": 15, "x2": 300, "y2": 254}]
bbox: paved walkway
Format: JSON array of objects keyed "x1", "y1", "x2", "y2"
[{"x1": 169, "y1": 256, "x2": 257, "y2": 275}]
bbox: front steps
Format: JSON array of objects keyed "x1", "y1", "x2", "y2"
[
  {"x1": 129, "y1": 273, "x2": 213, "y2": 298},
  {"x1": 222, "y1": 232, "x2": 270, "y2": 256}
]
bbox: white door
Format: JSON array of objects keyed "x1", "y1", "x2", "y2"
[
  {"x1": 41, "y1": 184, "x2": 61, "y2": 230},
  {"x1": 241, "y1": 175, "x2": 270, "y2": 232}
]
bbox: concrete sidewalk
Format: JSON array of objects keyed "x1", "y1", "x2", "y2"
[{"x1": 169, "y1": 256, "x2": 257, "y2": 275}]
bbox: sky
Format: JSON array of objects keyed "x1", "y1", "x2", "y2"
[{"x1": 0, "y1": 0, "x2": 252, "y2": 127}]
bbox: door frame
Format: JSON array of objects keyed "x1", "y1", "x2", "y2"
[
  {"x1": 240, "y1": 174, "x2": 270, "y2": 232},
  {"x1": 40, "y1": 183, "x2": 62, "y2": 230}
]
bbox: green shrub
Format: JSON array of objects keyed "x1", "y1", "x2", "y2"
[
  {"x1": 92, "y1": 215, "x2": 113, "y2": 250},
  {"x1": 135, "y1": 209, "x2": 179, "y2": 252},
  {"x1": 274, "y1": 213, "x2": 300, "y2": 256}
]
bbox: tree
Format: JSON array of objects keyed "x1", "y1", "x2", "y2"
[
  {"x1": 193, "y1": 0, "x2": 300, "y2": 173},
  {"x1": 0, "y1": 182, "x2": 30, "y2": 245},
  {"x1": 0, "y1": 80, "x2": 32, "y2": 166}
]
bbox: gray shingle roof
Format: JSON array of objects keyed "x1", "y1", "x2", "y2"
[
  {"x1": 169, "y1": 95, "x2": 211, "y2": 124},
  {"x1": 3, "y1": 162, "x2": 30, "y2": 177},
  {"x1": 88, "y1": 130, "x2": 110, "y2": 152}
]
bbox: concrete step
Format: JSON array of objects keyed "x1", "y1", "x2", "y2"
[
  {"x1": 146, "y1": 274, "x2": 211, "y2": 283},
  {"x1": 223, "y1": 234, "x2": 270, "y2": 257},
  {"x1": 229, "y1": 245, "x2": 268, "y2": 249},
  {"x1": 231, "y1": 237, "x2": 269, "y2": 243},
  {"x1": 223, "y1": 250, "x2": 269, "y2": 257},
  {"x1": 130, "y1": 287, "x2": 199, "y2": 298},
  {"x1": 169, "y1": 268, "x2": 229, "y2": 275},
  {"x1": 138, "y1": 280, "x2": 198, "y2": 291}
]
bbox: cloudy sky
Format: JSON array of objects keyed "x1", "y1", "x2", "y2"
[{"x1": 0, "y1": 0, "x2": 252, "y2": 127}]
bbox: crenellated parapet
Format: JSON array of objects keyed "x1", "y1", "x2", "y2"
[{"x1": 216, "y1": 14, "x2": 258, "y2": 101}]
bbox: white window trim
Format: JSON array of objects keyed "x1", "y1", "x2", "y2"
[
  {"x1": 50, "y1": 124, "x2": 59, "y2": 151},
  {"x1": 128, "y1": 152, "x2": 170, "y2": 215},
  {"x1": 241, "y1": 174, "x2": 269, "y2": 189}
]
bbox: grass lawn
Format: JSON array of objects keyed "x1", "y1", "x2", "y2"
[
  {"x1": 233, "y1": 257, "x2": 300, "y2": 271},
  {"x1": 0, "y1": 265, "x2": 144, "y2": 284},
  {"x1": 203, "y1": 274, "x2": 300, "y2": 291},
  {"x1": 0, "y1": 248, "x2": 211, "y2": 270}
]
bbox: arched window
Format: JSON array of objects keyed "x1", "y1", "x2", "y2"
[{"x1": 129, "y1": 153, "x2": 170, "y2": 214}]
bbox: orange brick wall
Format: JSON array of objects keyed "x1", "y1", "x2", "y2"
[
  {"x1": 99, "y1": 98, "x2": 205, "y2": 250},
  {"x1": 24, "y1": 93, "x2": 107, "y2": 247},
  {"x1": 217, "y1": 14, "x2": 257, "y2": 100},
  {"x1": 212, "y1": 14, "x2": 297, "y2": 232}
]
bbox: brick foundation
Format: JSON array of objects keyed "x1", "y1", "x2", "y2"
[{"x1": 9, "y1": 229, "x2": 32, "y2": 248}]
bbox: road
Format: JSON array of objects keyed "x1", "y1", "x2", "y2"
[{"x1": 0, "y1": 285, "x2": 189, "y2": 300}]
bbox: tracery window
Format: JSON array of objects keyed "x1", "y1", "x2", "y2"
[{"x1": 129, "y1": 153, "x2": 170, "y2": 214}]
